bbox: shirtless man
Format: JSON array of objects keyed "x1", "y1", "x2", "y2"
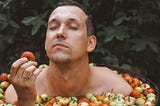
[{"x1": 5, "y1": 0, "x2": 133, "y2": 106}]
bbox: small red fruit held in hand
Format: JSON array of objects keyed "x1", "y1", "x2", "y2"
[{"x1": 20, "y1": 51, "x2": 35, "y2": 61}]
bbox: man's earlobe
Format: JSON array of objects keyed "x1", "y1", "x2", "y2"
[{"x1": 87, "y1": 35, "x2": 97, "y2": 53}]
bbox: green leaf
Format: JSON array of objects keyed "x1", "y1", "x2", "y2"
[
  {"x1": 0, "y1": 14, "x2": 7, "y2": 22},
  {"x1": 120, "y1": 64, "x2": 132, "y2": 71},
  {"x1": 3, "y1": 0, "x2": 12, "y2": 8},
  {"x1": 148, "y1": 42, "x2": 159, "y2": 53},
  {"x1": 130, "y1": 39, "x2": 147, "y2": 52},
  {"x1": 103, "y1": 27, "x2": 115, "y2": 42},
  {"x1": 113, "y1": 17, "x2": 124, "y2": 26},
  {"x1": 22, "y1": 16, "x2": 37, "y2": 26},
  {"x1": 0, "y1": 22, "x2": 8, "y2": 30},
  {"x1": 31, "y1": 22, "x2": 42, "y2": 35},
  {"x1": 9, "y1": 20, "x2": 20, "y2": 29},
  {"x1": 103, "y1": 56, "x2": 119, "y2": 65}
]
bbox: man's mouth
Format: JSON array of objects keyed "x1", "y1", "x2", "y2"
[{"x1": 52, "y1": 42, "x2": 69, "y2": 48}]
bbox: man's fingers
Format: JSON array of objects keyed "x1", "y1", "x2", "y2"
[
  {"x1": 10, "y1": 58, "x2": 28, "y2": 78},
  {"x1": 22, "y1": 65, "x2": 37, "y2": 79},
  {"x1": 30, "y1": 68, "x2": 42, "y2": 81},
  {"x1": 19, "y1": 61, "x2": 37, "y2": 77}
]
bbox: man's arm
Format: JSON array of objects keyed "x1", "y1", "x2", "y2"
[
  {"x1": 8, "y1": 58, "x2": 42, "y2": 106},
  {"x1": 5, "y1": 84, "x2": 17, "y2": 104}
]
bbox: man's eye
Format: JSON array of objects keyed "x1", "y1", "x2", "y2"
[
  {"x1": 49, "y1": 26, "x2": 57, "y2": 30},
  {"x1": 70, "y1": 26, "x2": 78, "y2": 30}
]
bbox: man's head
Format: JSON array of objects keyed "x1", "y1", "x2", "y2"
[
  {"x1": 45, "y1": 0, "x2": 96, "y2": 64},
  {"x1": 56, "y1": 0, "x2": 94, "y2": 36}
]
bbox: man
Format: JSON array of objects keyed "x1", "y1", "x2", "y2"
[{"x1": 5, "y1": 0, "x2": 133, "y2": 106}]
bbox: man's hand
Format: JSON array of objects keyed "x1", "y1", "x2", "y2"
[{"x1": 9, "y1": 58, "x2": 42, "y2": 106}]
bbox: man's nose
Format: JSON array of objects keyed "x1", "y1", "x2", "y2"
[{"x1": 57, "y1": 25, "x2": 67, "y2": 39}]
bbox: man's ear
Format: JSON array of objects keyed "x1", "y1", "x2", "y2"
[{"x1": 87, "y1": 35, "x2": 97, "y2": 53}]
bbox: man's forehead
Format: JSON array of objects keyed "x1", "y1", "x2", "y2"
[{"x1": 48, "y1": 6, "x2": 87, "y2": 22}]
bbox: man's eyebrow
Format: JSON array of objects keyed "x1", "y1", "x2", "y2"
[
  {"x1": 48, "y1": 18, "x2": 81, "y2": 26},
  {"x1": 68, "y1": 18, "x2": 81, "y2": 25},
  {"x1": 48, "y1": 19, "x2": 57, "y2": 25}
]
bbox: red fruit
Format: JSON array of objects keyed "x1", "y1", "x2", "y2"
[
  {"x1": 44, "y1": 102, "x2": 53, "y2": 106},
  {"x1": 89, "y1": 102, "x2": 97, "y2": 106},
  {"x1": 123, "y1": 73, "x2": 133, "y2": 84},
  {"x1": 147, "y1": 88, "x2": 154, "y2": 93},
  {"x1": 0, "y1": 81, "x2": 10, "y2": 89},
  {"x1": 131, "y1": 77, "x2": 141, "y2": 87},
  {"x1": 20, "y1": 51, "x2": 35, "y2": 61},
  {"x1": 0, "y1": 73, "x2": 8, "y2": 81},
  {"x1": 130, "y1": 89, "x2": 141, "y2": 98},
  {"x1": 78, "y1": 97, "x2": 90, "y2": 103},
  {"x1": 96, "y1": 94, "x2": 105, "y2": 101},
  {"x1": 0, "y1": 100, "x2": 4, "y2": 104},
  {"x1": 143, "y1": 88, "x2": 154, "y2": 95},
  {"x1": 99, "y1": 103, "x2": 109, "y2": 106}
]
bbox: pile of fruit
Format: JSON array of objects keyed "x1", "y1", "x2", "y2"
[
  {"x1": 0, "y1": 51, "x2": 158, "y2": 106},
  {"x1": 0, "y1": 71, "x2": 158, "y2": 106}
]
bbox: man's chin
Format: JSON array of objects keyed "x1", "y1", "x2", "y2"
[{"x1": 51, "y1": 56, "x2": 70, "y2": 64}]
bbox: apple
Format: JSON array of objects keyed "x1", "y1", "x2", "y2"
[
  {"x1": 102, "y1": 97, "x2": 110, "y2": 104},
  {"x1": 0, "y1": 100, "x2": 4, "y2": 104},
  {"x1": 52, "y1": 102, "x2": 62, "y2": 106},
  {"x1": 78, "y1": 98, "x2": 90, "y2": 104},
  {"x1": 85, "y1": 93, "x2": 94, "y2": 99},
  {"x1": 124, "y1": 96, "x2": 136, "y2": 105},
  {"x1": 89, "y1": 101, "x2": 100, "y2": 106},
  {"x1": 143, "y1": 88, "x2": 155, "y2": 95},
  {"x1": 146, "y1": 93, "x2": 156, "y2": 98},
  {"x1": 0, "y1": 81, "x2": 10, "y2": 89},
  {"x1": 59, "y1": 97, "x2": 70, "y2": 105},
  {"x1": 89, "y1": 96, "x2": 97, "y2": 102},
  {"x1": 141, "y1": 83, "x2": 150, "y2": 90},
  {"x1": 68, "y1": 100, "x2": 78, "y2": 106},
  {"x1": 131, "y1": 77, "x2": 141, "y2": 87},
  {"x1": 135, "y1": 87, "x2": 143, "y2": 93},
  {"x1": 145, "y1": 101, "x2": 155, "y2": 106},
  {"x1": 147, "y1": 97, "x2": 156, "y2": 103},
  {"x1": 123, "y1": 73, "x2": 133, "y2": 84},
  {"x1": 114, "y1": 98, "x2": 124, "y2": 104},
  {"x1": 130, "y1": 89, "x2": 141, "y2": 98},
  {"x1": 36, "y1": 95, "x2": 43, "y2": 104},
  {"x1": 99, "y1": 103, "x2": 109, "y2": 106},
  {"x1": 109, "y1": 101, "x2": 117, "y2": 106},
  {"x1": 69, "y1": 96, "x2": 78, "y2": 102},
  {"x1": 38, "y1": 64, "x2": 48, "y2": 69},
  {"x1": 78, "y1": 101, "x2": 89, "y2": 106},
  {"x1": 89, "y1": 63, "x2": 96, "y2": 66},
  {"x1": 20, "y1": 51, "x2": 35, "y2": 61},
  {"x1": 136, "y1": 98, "x2": 145, "y2": 105},
  {"x1": 105, "y1": 92, "x2": 115, "y2": 100},
  {"x1": 0, "y1": 94, "x2": 4, "y2": 99},
  {"x1": 115, "y1": 94, "x2": 124, "y2": 99},
  {"x1": 0, "y1": 73, "x2": 8, "y2": 81},
  {"x1": 41, "y1": 94, "x2": 50, "y2": 102},
  {"x1": 95, "y1": 94, "x2": 105, "y2": 101},
  {"x1": 0, "y1": 88, "x2": 4, "y2": 94}
]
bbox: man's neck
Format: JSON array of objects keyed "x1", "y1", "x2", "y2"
[{"x1": 46, "y1": 60, "x2": 91, "y2": 96}]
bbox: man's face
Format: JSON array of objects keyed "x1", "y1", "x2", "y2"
[{"x1": 45, "y1": 6, "x2": 94, "y2": 64}]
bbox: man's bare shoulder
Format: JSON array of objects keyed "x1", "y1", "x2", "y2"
[{"x1": 90, "y1": 66, "x2": 133, "y2": 95}]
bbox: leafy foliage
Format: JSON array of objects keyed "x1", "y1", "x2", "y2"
[{"x1": 0, "y1": 0, "x2": 160, "y2": 87}]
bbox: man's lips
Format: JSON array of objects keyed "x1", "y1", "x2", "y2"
[{"x1": 52, "y1": 42, "x2": 69, "y2": 48}]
